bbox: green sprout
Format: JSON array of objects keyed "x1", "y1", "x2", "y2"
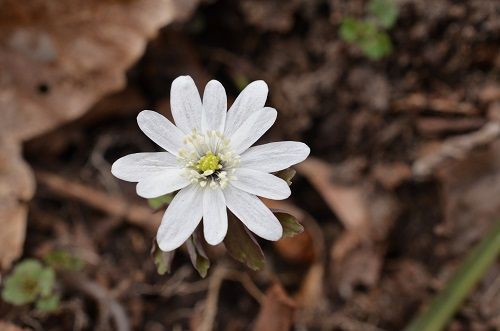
[
  {"x1": 148, "y1": 193, "x2": 174, "y2": 209},
  {"x1": 368, "y1": 0, "x2": 399, "y2": 29},
  {"x1": 1, "y1": 259, "x2": 58, "y2": 311},
  {"x1": 339, "y1": 0, "x2": 398, "y2": 60},
  {"x1": 44, "y1": 250, "x2": 85, "y2": 272}
]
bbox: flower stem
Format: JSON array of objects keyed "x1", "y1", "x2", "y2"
[{"x1": 405, "y1": 220, "x2": 500, "y2": 331}]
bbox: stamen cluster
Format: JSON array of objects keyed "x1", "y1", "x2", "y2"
[{"x1": 177, "y1": 130, "x2": 240, "y2": 189}]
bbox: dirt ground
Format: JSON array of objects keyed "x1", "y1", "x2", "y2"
[{"x1": 1, "y1": 0, "x2": 500, "y2": 330}]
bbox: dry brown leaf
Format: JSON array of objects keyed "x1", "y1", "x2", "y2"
[
  {"x1": 264, "y1": 199, "x2": 328, "y2": 317},
  {"x1": 0, "y1": 139, "x2": 34, "y2": 269},
  {"x1": 296, "y1": 158, "x2": 400, "y2": 297},
  {"x1": 372, "y1": 162, "x2": 412, "y2": 190},
  {"x1": 296, "y1": 157, "x2": 399, "y2": 242},
  {"x1": 437, "y1": 140, "x2": 500, "y2": 255},
  {"x1": 0, "y1": 321, "x2": 29, "y2": 331},
  {"x1": 252, "y1": 283, "x2": 296, "y2": 331},
  {"x1": 0, "y1": 0, "x2": 198, "y2": 269},
  {"x1": 295, "y1": 157, "x2": 370, "y2": 234}
]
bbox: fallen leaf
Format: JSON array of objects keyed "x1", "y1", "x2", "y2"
[
  {"x1": 296, "y1": 157, "x2": 399, "y2": 241},
  {"x1": 372, "y1": 161, "x2": 412, "y2": 190},
  {"x1": 296, "y1": 157, "x2": 400, "y2": 296},
  {"x1": 264, "y1": 199, "x2": 327, "y2": 315},
  {"x1": 274, "y1": 230, "x2": 315, "y2": 264},
  {"x1": 252, "y1": 283, "x2": 296, "y2": 331},
  {"x1": 0, "y1": 0, "x2": 199, "y2": 269},
  {"x1": 265, "y1": 200, "x2": 320, "y2": 264},
  {"x1": 437, "y1": 140, "x2": 500, "y2": 255},
  {"x1": 0, "y1": 321, "x2": 29, "y2": 331},
  {"x1": 0, "y1": 139, "x2": 34, "y2": 269},
  {"x1": 294, "y1": 262, "x2": 327, "y2": 321}
]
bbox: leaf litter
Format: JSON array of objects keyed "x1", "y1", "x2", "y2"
[{"x1": 1, "y1": 0, "x2": 500, "y2": 330}]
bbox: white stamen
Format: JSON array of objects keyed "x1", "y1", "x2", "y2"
[{"x1": 177, "y1": 130, "x2": 239, "y2": 189}]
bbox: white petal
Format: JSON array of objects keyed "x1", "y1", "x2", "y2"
[
  {"x1": 232, "y1": 168, "x2": 290, "y2": 200},
  {"x1": 136, "y1": 169, "x2": 190, "y2": 198},
  {"x1": 224, "y1": 80, "x2": 268, "y2": 137},
  {"x1": 223, "y1": 185, "x2": 282, "y2": 241},
  {"x1": 111, "y1": 152, "x2": 179, "y2": 182},
  {"x1": 240, "y1": 142, "x2": 310, "y2": 172},
  {"x1": 202, "y1": 80, "x2": 227, "y2": 132},
  {"x1": 202, "y1": 188, "x2": 228, "y2": 245},
  {"x1": 170, "y1": 76, "x2": 203, "y2": 133},
  {"x1": 157, "y1": 185, "x2": 203, "y2": 251},
  {"x1": 229, "y1": 107, "x2": 277, "y2": 154},
  {"x1": 137, "y1": 110, "x2": 185, "y2": 156}
]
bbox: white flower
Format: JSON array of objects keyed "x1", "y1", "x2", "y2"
[{"x1": 111, "y1": 76, "x2": 310, "y2": 251}]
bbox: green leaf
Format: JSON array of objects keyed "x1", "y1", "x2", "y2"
[
  {"x1": 359, "y1": 31, "x2": 393, "y2": 60},
  {"x1": 224, "y1": 213, "x2": 265, "y2": 271},
  {"x1": 233, "y1": 73, "x2": 250, "y2": 92},
  {"x1": 44, "y1": 250, "x2": 85, "y2": 272},
  {"x1": 405, "y1": 220, "x2": 500, "y2": 331},
  {"x1": 274, "y1": 168, "x2": 296, "y2": 186},
  {"x1": 36, "y1": 294, "x2": 60, "y2": 312},
  {"x1": 38, "y1": 268, "x2": 55, "y2": 297},
  {"x1": 151, "y1": 241, "x2": 175, "y2": 275},
  {"x1": 368, "y1": 0, "x2": 399, "y2": 29},
  {"x1": 186, "y1": 232, "x2": 210, "y2": 278},
  {"x1": 1, "y1": 259, "x2": 54, "y2": 306},
  {"x1": 2, "y1": 276, "x2": 39, "y2": 305},
  {"x1": 339, "y1": 17, "x2": 364, "y2": 42},
  {"x1": 274, "y1": 212, "x2": 304, "y2": 238},
  {"x1": 148, "y1": 193, "x2": 174, "y2": 209}
]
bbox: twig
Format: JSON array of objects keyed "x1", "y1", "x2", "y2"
[
  {"x1": 196, "y1": 266, "x2": 227, "y2": 331},
  {"x1": 224, "y1": 269, "x2": 265, "y2": 304},
  {"x1": 412, "y1": 122, "x2": 500, "y2": 178},
  {"x1": 61, "y1": 272, "x2": 131, "y2": 331},
  {"x1": 34, "y1": 169, "x2": 160, "y2": 232}
]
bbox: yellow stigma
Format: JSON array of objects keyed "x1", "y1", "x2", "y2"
[{"x1": 196, "y1": 152, "x2": 221, "y2": 173}]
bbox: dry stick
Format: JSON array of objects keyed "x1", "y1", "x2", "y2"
[
  {"x1": 224, "y1": 269, "x2": 265, "y2": 304},
  {"x1": 62, "y1": 272, "x2": 130, "y2": 331},
  {"x1": 412, "y1": 121, "x2": 500, "y2": 178},
  {"x1": 34, "y1": 169, "x2": 160, "y2": 233},
  {"x1": 194, "y1": 266, "x2": 265, "y2": 331},
  {"x1": 197, "y1": 266, "x2": 227, "y2": 331}
]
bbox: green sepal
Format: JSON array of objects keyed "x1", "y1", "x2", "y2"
[
  {"x1": 224, "y1": 213, "x2": 265, "y2": 271},
  {"x1": 274, "y1": 168, "x2": 296, "y2": 186},
  {"x1": 186, "y1": 232, "x2": 210, "y2": 278},
  {"x1": 151, "y1": 240, "x2": 175, "y2": 276},
  {"x1": 274, "y1": 211, "x2": 304, "y2": 238},
  {"x1": 148, "y1": 193, "x2": 174, "y2": 209}
]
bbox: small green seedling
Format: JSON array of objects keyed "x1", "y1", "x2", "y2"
[
  {"x1": 368, "y1": 0, "x2": 399, "y2": 29},
  {"x1": 340, "y1": 0, "x2": 398, "y2": 60},
  {"x1": 1, "y1": 259, "x2": 59, "y2": 312},
  {"x1": 44, "y1": 250, "x2": 85, "y2": 272}
]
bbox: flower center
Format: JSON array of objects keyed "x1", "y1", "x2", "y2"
[
  {"x1": 196, "y1": 152, "x2": 221, "y2": 173},
  {"x1": 177, "y1": 130, "x2": 239, "y2": 189}
]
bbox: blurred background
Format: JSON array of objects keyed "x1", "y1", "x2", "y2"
[{"x1": 0, "y1": 0, "x2": 499, "y2": 330}]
